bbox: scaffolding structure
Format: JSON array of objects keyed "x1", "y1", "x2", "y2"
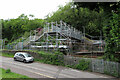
[
  {"x1": 15, "y1": 21, "x2": 105, "y2": 55},
  {"x1": 25, "y1": 21, "x2": 83, "y2": 54}
]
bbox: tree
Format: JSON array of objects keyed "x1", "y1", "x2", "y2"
[
  {"x1": 103, "y1": 12, "x2": 120, "y2": 61},
  {"x1": 74, "y1": 2, "x2": 120, "y2": 13},
  {"x1": 29, "y1": 14, "x2": 34, "y2": 18},
  {"x1": 2, "y1": 14, "x2": 45, "y2": 43},
  {"x1": 46, "y1": 2, "x2": 106, "y2": 36}
]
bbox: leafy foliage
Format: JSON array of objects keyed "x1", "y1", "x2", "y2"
[
  {"x1": 29, "y1": 50, "x2": 64, "y2": 66},
  {"x1": 2, "y1": 14, "x2": 45, "y2": 42},
  {"x1": 103, "y1": 12, "x2": 120, "y2": 62},
  {"x1": 46, "y1": 2, "x2": 106, "y2": 36},
  {"x1": 74, "y1": 59, "x2": 90, "y2": 71},
  {"x1": 6, "y1": 69, "x2": 11, "y2": 73},
  {"x1": 74, "y1": 2, "x2": 120, "y2": 13}
]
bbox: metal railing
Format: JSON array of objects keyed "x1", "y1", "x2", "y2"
[{"x1": 43, "y1": 21, "x2": 83, "y2": 40}]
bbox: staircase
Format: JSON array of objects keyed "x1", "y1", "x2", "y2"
[
  {"x1": 23, "y1": 29, "x2": 44, "y2": 47},
  {"x1": 21, "y1": 21, "x2": 95, "y2": 49}
]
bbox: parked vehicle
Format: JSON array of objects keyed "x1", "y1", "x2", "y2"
[{"x1": 14, "y1": 52, "x2": 34, "y2": 63}]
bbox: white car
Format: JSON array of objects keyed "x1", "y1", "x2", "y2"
[{"x1": 14, "y1": 52, "x2": 34, "y2": 63}]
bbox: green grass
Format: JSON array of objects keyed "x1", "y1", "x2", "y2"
[
  {"x1": 0, "y1": 52, "x2": 14, "y2": 58},
  {"x1": 1, "y1": 68, "x2": 37, "y2": 80},
  {"x1": 34, "y1": 58, "x2": 44, "y2": 63},
  {"x1": 1, "y1": 68, "x2": 28, "y2": 78}
]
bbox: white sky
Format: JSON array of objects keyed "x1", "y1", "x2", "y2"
[{"x1": 0, "y1": 0, "x2": 71, "y2": 20}]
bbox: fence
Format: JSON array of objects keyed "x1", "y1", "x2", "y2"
[{"x1": 63, "y1": 55, "x2": 120, "y2": 77}]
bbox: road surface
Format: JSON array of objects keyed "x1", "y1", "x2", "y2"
[{"x1": 0, "y1": 56, "x2": 115, "y2": 80}]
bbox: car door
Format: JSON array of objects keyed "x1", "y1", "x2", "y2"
[
  {"x1": 19, "y1": 54, "x2": 25, "y2": 61},
  {"x1": 15, "y1": 53, "x2": 19, "y2": 60},
  {"x1": 21, "y1": 55, "x2": 25, "y2": 61},
  {"x1": 16, "y1": 53, "x2": 21, "y2": 61}
]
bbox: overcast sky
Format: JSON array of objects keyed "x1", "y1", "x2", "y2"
[{"x1": 0, "y1": 0, "x2": 71, "y2": 19}]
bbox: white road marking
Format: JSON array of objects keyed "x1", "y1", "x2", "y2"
[{"x1": 28, "y1": 70, "x2": 55, "y2": 79}]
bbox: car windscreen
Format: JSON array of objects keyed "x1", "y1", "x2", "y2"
[{"x1": 24, "y1": 53, "x2": 32, "y2": 57}]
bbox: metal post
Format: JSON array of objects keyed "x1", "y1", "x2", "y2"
[
  {"x1": 35, "y1": 30, "x2": 37, "y2": 40},
  {"x1": 48, "y1": 23, "x2": 49, "y2": 32},
  {"x1": 43, "y1": 26, "x2": 45, "y2": 32},
  {"x1": 34, "y1": 30, "x2": 36, "y2": 41},
  {"x1": 16, "y1": 41, "x2": 17, "y2": 50},
  {"x1": 56, "y1": 32, "x2": 59, "y2": 50},
  {"x1": 2, "y1": 39, "x2": 4, "y2": 49},
  {"x1": 51, "y1": 22, "x2": 53, "y2": 32},
  {"x1": 0, "y1": 39, "x2": 2, "y2": 49},
  {"x1": 29, "y1": 30, "x2": 31, "y2": 50},
  {"x1": 68, "y1": 25, "x2": 70, "y2": 55},
  {"x1": 91, "y1": 36, "x2": 93, "y2": 58},
  {"x1": 82, "y1": 26, "x2": 85, "y2": 52},
  {"x1": 46, "y1": 33, "x2": 48, "y2": 51},
  {"x1": 56, "y1": 22, "x2": 59, "y2": 50},
  {"x1": 1, "y1": 39, "x2": 3, "y2": 49},
  {"x1": 60, "y1": 20, "x2": 62, "y2": 33},
  {"x1": 100, "y1": 31, "x2": 102, "y2": 51},
  {"x1": 30, "y1": 30, "x2": 31, "y2": 41},
  {"x1": 4, "y1": 40, "x2": 5, "y2": 49},
  {"x1": 22, "y1": 37, "x2": 23, "y2": 50}
]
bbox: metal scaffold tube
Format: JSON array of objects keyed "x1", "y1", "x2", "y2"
[{"x1": 21, "y1": 20, "x2": 104, "y2": 54}]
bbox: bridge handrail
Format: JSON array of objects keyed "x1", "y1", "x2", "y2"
[{"x1": 44, "y1": 21, "x2": 83, "y2": 40}]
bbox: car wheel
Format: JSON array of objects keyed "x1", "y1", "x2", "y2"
[
  {"x1": 23, "y1": 59, "x2": 26, "y2": 63},
  {"x1": 14, "y1": 58, "x2": 17, "y2": 61}
]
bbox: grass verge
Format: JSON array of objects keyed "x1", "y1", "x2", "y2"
[
  {"x1": 0, "y1": 52, "x2": 14, "y2": 58},
  {"x1": 1, "y1": 68, "x2": 37, "y2": 80},
  {"x1": 1, "y1": 68, "x2": 28, "y2": 78}
]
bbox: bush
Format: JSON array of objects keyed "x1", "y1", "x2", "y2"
[
  {"x1": 6, "y1": 69, "x2": 11, "y2": 73},
  {"x1": 74, "y1": 59, "x2": 90, "y2": 71},
  {"x1": 33, "y1": 50, "x2": 64, "y2": 66}
]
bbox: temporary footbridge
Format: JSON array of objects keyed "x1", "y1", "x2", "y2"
[{"x1": 22, "y1": 21, "x2": 96, "y2": 52}]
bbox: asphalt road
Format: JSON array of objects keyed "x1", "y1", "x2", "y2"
[{"x1": 0, "y1": 56, "x2": 115, "y2": 79}]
